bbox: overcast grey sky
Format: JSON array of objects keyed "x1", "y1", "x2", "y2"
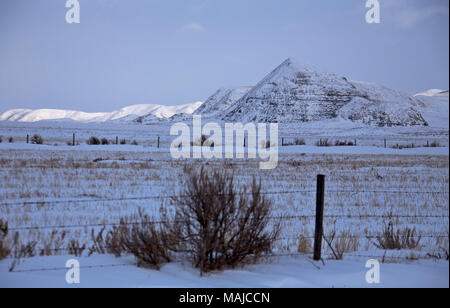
[{"x1": 0, "y1": 0, "x2": 448, "y2": 112}]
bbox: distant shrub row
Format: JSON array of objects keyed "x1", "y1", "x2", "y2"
[
  {"x1": 86, "y1": 136, "x2": 138, "y2": 146},
  {"x1": 0, "y1": 136, "x2": 14, "y2": 144},
  {"x1": 392, "y1": 141, "x2": 441, "y2": 149},
  {"x1": 315, "y1": 139, "x2": 356, "y2": 147}
]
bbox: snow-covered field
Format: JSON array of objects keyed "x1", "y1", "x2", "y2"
[
  {"x1": 0, "y1": 119, "x2": 448, "y2": 288},
  {"x1": 0, "y1": 255, "x2": 447, "y2": 288}
]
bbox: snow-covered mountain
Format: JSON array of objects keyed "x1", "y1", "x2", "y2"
[
  {"x1": 414, "y1": 89, "x2": 449, "y2": 128},
  {"x1": 0, "y1": 102, "x2": 203, "y2": 123},
  {"x1": 414, "y1": 89, "x2": 449, "y2": 97},
  {"x1": 221, "y1": 58, "x2": 428, "y2": 127},
  {"x1": 193, "y1": 86, "x2": 253, "y2": 118},
  {"x1": 162, "y1": 86, "x2": 252, "y2": 123}
]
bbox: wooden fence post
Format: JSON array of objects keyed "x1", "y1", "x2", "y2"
[
  {"x1": 73, "y1": 133, "x2": 76, "y2": 146},
  {"x1": 313, "y1": 174, "x2": 325, "y2": 261},
  {"x1": 157, "y1": 136, "x2": 160, "y2": 148},
  {"x1": 282, "y1": 138, "x2": 285, "y2": 147},
  {"x1": 116, "y1": 136, "x2": 119, "y2": 145},
  {"x1": 384, "y1": 139, "x2": 387, "y2": 148},
  {"x1": 244, "y1": 137, "x2": 246, "y2": 148},
  {"x1": 27, "y1": 134, "x2": 29, "y2": 144}
]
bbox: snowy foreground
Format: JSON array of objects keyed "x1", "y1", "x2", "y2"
[
  {"x1": 0, "y1": 119, "x2": 448, "y2": 288},
  {"x1": 0, "y1": 255, "x2": 447, "y2": 288}
]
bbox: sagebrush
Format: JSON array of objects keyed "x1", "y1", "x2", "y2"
[{"x1": 172, "y1": 166, "x2": 280, "y2": 273}]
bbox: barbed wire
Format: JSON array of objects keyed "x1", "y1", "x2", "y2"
[
  {"x1": 7, "y1": 212, "x2": 449, "y2": 231},
  {"x1": 1, "y1": 188, "x2": 448, "y2": 207},
  {"x1": 10, "y1": 263, "x2": 133, "y2": 273},
  {"x1": 8, "y1": 251, "x2": 436, "y2": 273}
]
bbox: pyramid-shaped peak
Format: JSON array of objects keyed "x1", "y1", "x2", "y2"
[{"x1": 278, "y1": 57, "x2": 317, "y2": 72}]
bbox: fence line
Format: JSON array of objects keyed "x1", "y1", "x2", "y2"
[
  {"x1": 8, "y1": 251, "x2": 435, "y2": 273},
  {"x1": 10, "y1": 263, "x2": 133, "y2": 273},
  {"x1": 8, "y1": 218, "x2": 449, "y2": 232},
  {"x1": 3, "y1": 175, "x2": 449, "y2": 272},
  {"x1": 1, "y1": 189, "x2": 448, "y2": 207}
]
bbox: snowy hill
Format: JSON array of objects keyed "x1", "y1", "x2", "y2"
[
  {"x1": 0, "y1": 102, "x2": 203, "y2": 123},
  {"x1": 160, "y1": 86, "x2": 253, "y2": 123},
  {"x1": 193, "y1": 86, "x2": 253, "y2": 118},
  {"x1": 414, "y1": 89, "x2": 449, "y2": 128},
  {"x1": 221, "y1": 58, "x2": 428, "y2": 127},
  {"x1": 414, "y1": 89, "x2": 449, "y2": 97}
]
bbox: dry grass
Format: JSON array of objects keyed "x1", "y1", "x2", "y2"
[
  {"x1": 371, "y1": 220, "x2": 422, "y2": 250},
  {"x1": 0, "y1": 219, "x2": 10, "y2": 260},
  {"x1": 0, "y1": 148, "x2": 447, "y2": 261},
  {"x1": 324, "y1": 229, "x2": 360, "y2": 260}
]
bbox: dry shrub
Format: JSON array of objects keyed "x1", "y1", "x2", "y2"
[
  {"x1": 316, "y1": 139, "x2": 331, "y2": 147},
  {"x1": 334, "y1": 140, "x2": 354, "y2": 146},
  {"x1": 191, "y1": 134, "x2": 214, "y2": 147},
  {"x1": 428, "y1": 231, "x2": 449, "y2": 260},
  {"x1": 323, "y1": 228, "x2": 359, "y2": 260},
  {"x1": 120, "y1": 210, "x2": 178, "y2": 269},
  {"x1": 39, "y1": 230, "x2": 67, "y2": 256},
  {"x1": 172, "y1": 166, "x2": 280, "y2": 273},
  {"x1": 87, "y1": 136, "x2": 101, "y2": 145},
  {"x1": 9, "y1": 232, "x2": 37, "y2": 272},
  {"x1": 88, "y1": 214, "x2": 176, "y2": 269},
  {"x1": 428, "y1": 141, "x2": 440, "y2": 148},
  {"x1": 297, "y1": 231, "x2": 312, "y2": 254},
  {"x1": 371, "y1": 221, "x2": 421, "y2": 250},
  {"x1": 89, "y1": 225, "x2": 127, "y2": 257},
  {"x1": 0, "y1": 219, "x2": 10, "y2": 260},
  {"x1": 392, "y1": 143, "x2": 416, "y2": 149},
  {"x1": 294, "y1": 138, "x2": 306, "y2": 146},
  {"x1": 283, "y1": 138, "x2": 306, "y2": 146},
  {"x1": 67, "y1": 239, "x2": 86, "y2": 257},
  {"x1": 101, "y1": 138, "x2": 110, "y2": 145},
  {"x1": 31, "y1": 134, "x2": 43, "y2": 145}
]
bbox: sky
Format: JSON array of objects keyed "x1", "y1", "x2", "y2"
[{"x1": 0, "y1": 0, "x2": 448, "y2": 112}]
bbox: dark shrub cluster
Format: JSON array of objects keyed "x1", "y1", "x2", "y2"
[
  {"x1": 171, "y1": 167, "x2": 280, "y2": 273},
  {"x1": 87, "y1": 167, "x2": 280, "y2": 273},
  {"x1": 334, "y1": 140, "x2": 355, "y2": 146},
  {"x1": 0, "y1": 219, "x2": 9, "y2": 260},
  {"x1": 315, "y1": 138, "x2": 331, "y2": 147},
  {"x1": 87, "y1": 136, "x2": 101, "y2": 145},
  {"x1": 283, "y1": 138, "x2": 306, "y2": 146},
  {"x1": 31, "y1": 134, "x2": 43, "y2": 145},
  {"x1": 371, "y1": 220, "x2": 421, "y2": 250}
]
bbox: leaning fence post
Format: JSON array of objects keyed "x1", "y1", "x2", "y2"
[{"x1": 313, "y1": 174, "x2": 325, "y2": 261}]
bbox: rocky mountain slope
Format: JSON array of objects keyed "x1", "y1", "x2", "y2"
[
  {"x1": 193, "y1": 86, "x2": 253, "y2": 118},
  {"x1": 221, "y1": 58, "x2": 428, "y2": 127}
]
